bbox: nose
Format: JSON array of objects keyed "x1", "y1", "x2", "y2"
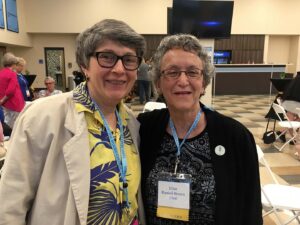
[
  {"x1": 178, "y1": 71, "x2": 189, "y2": 80},
  {"x1": 177, "y1": 71, "x2": 190, "y2": 85},
  {"x1": 112, "y1": 58, "x2": 126, "y2": 73}
]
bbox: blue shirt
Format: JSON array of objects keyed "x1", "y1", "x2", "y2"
[{"x1": 17, "y1": 73, "x2": 29, "y2": 101}]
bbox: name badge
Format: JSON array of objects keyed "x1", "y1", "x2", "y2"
[{"x1": 157, "y1": 172, "x2": 192, "y2": 221}]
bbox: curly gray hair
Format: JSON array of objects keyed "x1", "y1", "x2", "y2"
[
  {"x1": 76, "y1": 19, "x2": 146, "y2": 70},
  {"x1": 151, "y1": 34, "x2": 215, "y2": 90}
]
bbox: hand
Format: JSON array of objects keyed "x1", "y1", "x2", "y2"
[{"x1": 0, "y1": 96, "x2": 9, "y2": 105}]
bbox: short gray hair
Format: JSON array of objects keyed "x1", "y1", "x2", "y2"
[
  {"x1": 76, "y1": 19, "x2": 146, "y2": 70},
  {"x1": 44, "y1": 76, "x2": 55, "y2": 84},
  {"x1": 151, "y1": 34, "x2": 215, "y2": 90},
  {"x1": 2, "y1": 52, "x2": 18, "y2": 67}
]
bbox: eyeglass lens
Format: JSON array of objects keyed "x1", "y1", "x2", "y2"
[
  {"x1": 95, "y1": 52, "x2": 141, "y2": 71},
  {"x1": 161, "y1": 69, "x2": 203, "y2": 79}
]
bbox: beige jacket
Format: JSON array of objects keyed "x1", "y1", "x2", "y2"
[{"x1": 0, "y1": 92, "x2": 144, "y2": 225}]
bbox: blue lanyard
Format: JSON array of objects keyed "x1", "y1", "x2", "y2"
[
  {"x1": 169, "y1": 110, "x2": 202, "y2": 173},
  {"x1": 92, "y1": 99, "x2": 130, "y2": 208}
]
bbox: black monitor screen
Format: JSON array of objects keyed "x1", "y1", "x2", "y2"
[{"x1": 171, "y1": 0, "x2": 234, "y2": 39}]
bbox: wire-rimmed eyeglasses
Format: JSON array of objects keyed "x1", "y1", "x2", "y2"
[
  {"x1": 93, "y1": 52, "x2": 142, "y2": 71},
  {"x1": 161, "y1": 68, "x2": 203, "y2": 80}
]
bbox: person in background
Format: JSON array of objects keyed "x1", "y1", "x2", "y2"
[
  {"x1": 137, "y1": 34, "x2": 262, "y2": 225},
  {"x1": 137, "y1": 58, "x2": 151, "y2": 104},
  {"x1": 0, "y1": 52, "x2": 25, "y2": 128},
  {"x1": 0, "y1": 19, "x2": 146, "y2": 225},
  {"x1": 38, "y1": 76, "x2": 62, "y2": 97},
  {"x1": 281, "y1": 75, "x2": 300, "y2": 159},
  {"x1": 16, "y1": 57, "x2": 31, "y2": 101},
  {"x1": 147, "y1": 58, "x2": 159, "y2": 101}
]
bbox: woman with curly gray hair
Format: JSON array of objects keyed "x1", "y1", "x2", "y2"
[{"x1": 138, "y1": 34, "x2": 262, "y2": 225}]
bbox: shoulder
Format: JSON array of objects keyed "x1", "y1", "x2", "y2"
[
  {"x1": 23, "y1": 92, "x2": 73, "y2": 118},
  {"x1": 137, "y1": 108, "x2": 169, "y2": 124},
  {"x1": 54, "y1": 89, "x2": 63, "y2": 94},
  {"x1": 123, "y1": 104, "x2": 139, "y2": 125},
  {"x1": 205, "y1": 106, "x2": 251, "y2": 134}
]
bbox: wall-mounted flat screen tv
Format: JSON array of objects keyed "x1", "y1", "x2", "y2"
[{"x1": 170, "y1": 0, "x2": 234, "y2": 39}]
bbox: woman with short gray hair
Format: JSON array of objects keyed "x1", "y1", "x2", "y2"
[{"x1": 0, "y1": 19, "x2": 146, "y2": 225}]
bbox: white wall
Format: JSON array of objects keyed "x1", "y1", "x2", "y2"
[
  {"x1": 21, "y1": 0, "x2": 300, "y2": 35},
  {"x1": 0, "y1": 0, "x2": 32, "y2": 47},
  {"x1": 9, "y1": 34, "x2": 77, "y2": 87},
  {"x1": 288, "y1": 36, "x2": 299, "y2": 74},
  {"x1": 266, "y1": 35, "x2": 300, "y2": 74},
  {"x1": 2, "y1": 0, "x2": 300, "y2": 86},
  {"x1": 232, "y1": 0, "x2": 300, "y2": 35},
  {"x1": 24, "y1": 0, "x2": 173, "y2": 34},
  {"x1": 267, "y1": 36, "x2": 291, "y2": 64}
]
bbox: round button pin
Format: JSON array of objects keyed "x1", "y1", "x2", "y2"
[{"x1": 215, "y1": 145, "x2": 225, "y2": 156}]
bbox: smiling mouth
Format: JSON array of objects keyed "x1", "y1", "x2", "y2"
[
  {"x1": 174, "y1": 91, "x2": 191, "y2": 95},
  {"x1": 107, "y1": 80, "x2": 126, "y2": 85}
]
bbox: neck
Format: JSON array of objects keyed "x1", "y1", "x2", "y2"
[
  {"x1": 168, "y1": 106, "x2": 205, "y2": 139},
  {"x1": 91, "y1": 94, "x2": 118, "y2": 130}
]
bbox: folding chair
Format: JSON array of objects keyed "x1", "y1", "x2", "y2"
[
  {"x1": 142, "y1": 101, "x2": 166, "y2": 113},
  {"x1": 272, "y1": 103, "x2": 300, "y2": 151},
  {"x1": 257, "y1": 145, "x2": 300, "y2": 225}
]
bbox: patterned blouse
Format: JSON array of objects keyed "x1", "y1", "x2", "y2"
[
  {"x1": 144, "y1": 129, "x2": 216, "y2": 225},
  {"x1": 73, "y1": 82, "x2": 141, "y2": 225}
]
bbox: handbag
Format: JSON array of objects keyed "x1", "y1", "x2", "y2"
[{"x1": 262, "y1": 119, "x2": 276, "y2": 144}]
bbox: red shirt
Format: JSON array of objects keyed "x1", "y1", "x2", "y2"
[{"x1": 0, "y1": 67, "x2": 25, "y2": 112}]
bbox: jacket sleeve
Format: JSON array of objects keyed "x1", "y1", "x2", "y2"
[
  {"x1": 207, "y1": 110, "x2": 262, "y2": 225},
  {"x1": 239, "y1": 130, "x2": 263, "y2": 225}
]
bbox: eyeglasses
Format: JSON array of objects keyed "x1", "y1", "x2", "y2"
[
  {"x1": 45, "y1": 82, "x2": 54, "y2": 85},
  {"x1": 161, "y1": 68, "x2": 203, "y2": 80},
  {"x1": 93, "y1": 52, "x2": 142, "y2": 71}
]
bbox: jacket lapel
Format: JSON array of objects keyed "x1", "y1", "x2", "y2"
[{"x1": 63, "y1": 102, "x2": 90, "y2": 225}]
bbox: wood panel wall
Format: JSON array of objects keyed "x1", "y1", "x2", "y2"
[
  {"x1": 143, "y1": 34, "x2": 265, "y2": 64},
  {"x1": 143, "y1": 35, "x2": 166, "y2": 60},
  {"x1": 214, "y1": 35, "x2": 265, "y2": 64}
]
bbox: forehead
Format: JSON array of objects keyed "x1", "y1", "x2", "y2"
[
  {"x1": 161, "y1": 48, "x2": 202, "y2": 68},
  {"x1": 95, "y1": 39, "x2": 136, "y2": 55}
]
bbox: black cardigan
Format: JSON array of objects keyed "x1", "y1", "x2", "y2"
[{"x1": 137, "y1": 105, "x2": 263, "y2": 225}]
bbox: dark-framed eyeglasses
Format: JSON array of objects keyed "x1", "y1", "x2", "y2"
[
  {"x1": 161, "y1": 68, "x2": 203, "y2": 80},
  {"x1": 93, "y1": 52, "x2": 142, "y2": 71}
]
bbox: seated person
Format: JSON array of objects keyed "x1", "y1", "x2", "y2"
[
  {"x1": 38, "y1": 76, "x2": 62, "y2": 98},
  {"x1": 281, "y1": 75, "x2": 300, "y2": 158}
]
